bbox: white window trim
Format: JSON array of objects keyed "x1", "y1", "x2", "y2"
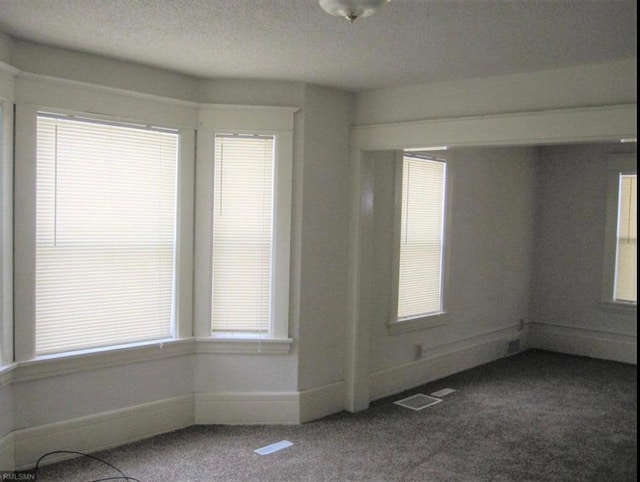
[
  {"x1": 387, "y1": 150, "x2": 451, "y2": 335},
  {"x1": 193, "y1": 105, "x2": 297, "y2": 353},
  {"x1": 13, "y1": 102, "x2": 195, "y2": 362},
  {"x1": 600, "y1": 153, "x2": 637, "y2": 315}
]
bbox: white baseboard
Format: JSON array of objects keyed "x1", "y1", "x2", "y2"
[
  {"x1": 299, "y1": 381, "x2": 345, "y2": 423},
  {"x1": 370, "y1": 328, "x2": 518, "y2": 401},
  {"x1": 0, "y1": 433, "x2": 14, "y2": 471},
  {"x1": 529, "y1": 322, "x2": 637, "y2": 364},
  {"x1": 13, "y1": 394, "x2": 193, "y2": 470},
  {"x1": 194, "y1": 392, "x2": 300, "y2": 425}
]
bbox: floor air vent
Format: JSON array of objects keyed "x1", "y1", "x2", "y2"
[{"x1": 394, "y1": 393, "x2": 443, "y2": 411}]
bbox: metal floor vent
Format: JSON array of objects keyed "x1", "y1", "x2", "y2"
[
  {"x1": 431, "y1": 388, "x2": 455, "y2": 398},
  {"x1": 394, "y1": 393, "x2": 443, "y2": 411}
]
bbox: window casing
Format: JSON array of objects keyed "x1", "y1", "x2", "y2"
[
  {"x1": 34, "y1": 113, "x2": 179, "y2": 355},
  {"x1": 193, "y1": 105, "x2": 295, "y2": 348},
  {"x1": 601, "y1": 154, "x2": 637, "y2": 312},
  {"x1": 389, "y1": 152, "x2": 449, "y2": 333}
]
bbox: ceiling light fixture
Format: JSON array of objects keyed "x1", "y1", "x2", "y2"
[{"x1": 319, "y1": 0, "x2": 391, "y2": 23}]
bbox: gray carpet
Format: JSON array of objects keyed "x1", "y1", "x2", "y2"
[{"x1": 35, "y1": 350, "x2": 637, "y2": 481}]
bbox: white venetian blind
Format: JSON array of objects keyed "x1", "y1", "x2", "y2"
[
  {"x1": 615, "y1": 174, "x2": 637, "y2": 302},
  {"x1": 36, "y1": 114, "x2": 178, "y2": 355},
  {"x1": 212, "y1": 134, "x2": 274, "y2": 332},
  {"x1": 397, "y1": 155, "x2": 446, "y2": 319}
]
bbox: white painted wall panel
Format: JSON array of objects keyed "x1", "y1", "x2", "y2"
[
  {"x1": 296, "y1": 85, "x2": 352, "y2": 391},
  {"x1": 0, "y1": 382, "x2": 13, "y2": 437},
  {"x1": 354, "y1": 59, "x2": 637, "y2": 126},
  {"x1": 11, "y1": 356, "x2": 193, "y2": 430},
  {"x1": 193, "y1": 354, "x2": 296, "y2": 393},
  {"x1": 531, "y1": 143, "x2": 638, "y2": 338},
  {"x1": 370, "y1": 146, "x2": 536, "y2": 373},
  {"x1": 12, "y1": 40, "x2": 201, "y2": 103}
]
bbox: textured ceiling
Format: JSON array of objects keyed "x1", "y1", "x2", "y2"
[{"x1": 0, "y1": 0, "x2": 636, "y2": 92}]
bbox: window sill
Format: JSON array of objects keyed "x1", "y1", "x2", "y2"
[
  {"x1": 195, "y1": 335, "x2": 293, "y2": 355},
  {"x1": 6, "y1": 335, "x2": 295, "y2": 384},
  {"x1": 11, "y1": 338, "x2": 194, "y2": 383},
  {"x1": 598, "y1": 300, "x2": 637, "y2": 315},
  {"x1": 386, "y1": 312, "x2": 448, "y2": 335}
]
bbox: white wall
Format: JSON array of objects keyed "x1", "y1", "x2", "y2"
[
  {"x1": 199, "y1": 78, "x2": 305, "y2": 107},
  {"x1": 193, "y1": 354, "x2": 297, "y2": 394},
  {"x1": 4, "y1": 39, "x2": 356, "y2": 447},
  {"x1": 193, "y1": 81, "x2": 306, "y2": 399},
  {"x1": 0, "y1": 46, "x2": 15, "y2": 467},
  {"x1": 11, "y1": 40, "x2": 201, "y2": 103},
  {"x1": 345, "y1": 57, "x2": 635, "y2": 411},
  {"x1": 0, "y1": 33, "x2": 12, "y2": 65},
  {"x1": 0, "y1": 381, "x2": 13, "y2": 468},
  {"x1": 0, "y1": 73, "x2": 14, "y2": 369},
  {"x1": 530, "y1": 143, "x2": 637, "y2": 362},
  {"x1": 0, "y1": 382, "x2": 12, "y2": 436},
  {"x1": 369, "y1": 146, "x2": 536, "y2": 374},
  {"x1": 0, "y1": 32, "x2": 637, "y2": 468},
  {"x1": 12, "y1": 356, "x2": 194, "y2": 429},
  {"x1": 354, "y1": 58, "x2": 637, "y2": 126},
  {"x1": 296, "y1": 85, "x2": 352, "y2": 392}
]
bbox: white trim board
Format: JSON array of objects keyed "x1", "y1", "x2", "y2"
[
  {"x1": 13, "y1": 394, "x2": 193, "y2": 470},
  {"x1": 351, "y1": 104, "x2": 637, "y2": 151},
  {"x1": 299, "y1": 381, "x2": 346, "y2": 424},
  {"x1": 529, "y1": 322, "x2": 637, "y2": 365}
]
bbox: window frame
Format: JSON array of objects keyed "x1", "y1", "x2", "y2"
[
  {"x1": 14, "y1": 102, "x2": 195, "y2": 362},
  {"x1": 600, "y1": 153, "x2": 637, "y2": 314},
  {"x1": 193, "y1": 105, "x2": 295, "y2": 353},
  {"x1": 387, "y1": 150, "x2": 451, "y2": 335}
]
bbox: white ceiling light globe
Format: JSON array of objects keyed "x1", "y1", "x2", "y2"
[{"x1": 319, "y1": 0, "x2": 390, "y2": 23}]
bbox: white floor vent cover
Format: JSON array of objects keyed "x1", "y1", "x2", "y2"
[
  {"x1": 394, "y1": 394, "x2": 442, "y2": 411},
  {"x1": 254, "y1": 440, "x2": 294, "y2": 455}
]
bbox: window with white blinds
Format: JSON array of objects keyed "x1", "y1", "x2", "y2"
[
  {"x1": 615, "y1": 174, "x2": 637, "y2": 302},
  {"x1": 211, "y1": 134, "x2": 275, "y2": 333},
  {"x1": 35, "y1": 114, "x2": 178, "y2": 355},
  {"x1": 397, "y1": 154, "x2": 446, "y2": 320}
]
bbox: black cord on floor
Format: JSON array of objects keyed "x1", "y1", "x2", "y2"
[{"x1": 34, "y1": 450, "x2": 141, "y2": 482}]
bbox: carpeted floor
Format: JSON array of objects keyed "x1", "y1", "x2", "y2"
[{"x1": 34, "y1": 350, "x2": 637, "y2": 481}]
